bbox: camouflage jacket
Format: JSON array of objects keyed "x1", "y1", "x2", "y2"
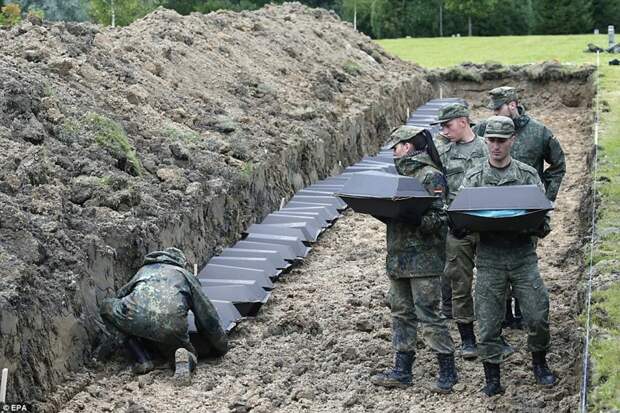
[
  {"x1": 461, "y1": 159, "x2": 546, "y2": 265},
  {"x1": 474, "y1": 106, "x2": 565, "y2": 201},
  {"x1": 385, "y1": 152, "x2": 448, "y2": 278},
  {"x1": 117, "y1": 251, "x2": 228, "y2": 354},
  {"x1": 437, "y1": 134, "x2": 488, "y2": 205}
]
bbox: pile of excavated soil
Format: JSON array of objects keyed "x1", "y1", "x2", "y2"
[
  {"x1": 50, "y1": 80, "x2": 594, "y2": 411},
  {"x1": 0, "y1": 2, "x2": 433, "y2": 403}
]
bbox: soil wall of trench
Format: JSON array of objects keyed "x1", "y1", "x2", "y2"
[{"x1": 0, "y1": 3, "x2": 434, "y2": 403}]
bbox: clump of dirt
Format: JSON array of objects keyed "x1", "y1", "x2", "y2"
[
  {"x1": 51, "y1": 69, "x2": 594, "y2": 411},
  {"x1": 0, "y1": 2, "x2": 434, "y2": 404}
]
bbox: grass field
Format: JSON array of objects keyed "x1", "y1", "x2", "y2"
[
  {"x1": 376, "y1": 34, "x2": 607, "y2": 67},
  {"x1": 376, "y1": 34, "x2": 620, "y2": 411}
]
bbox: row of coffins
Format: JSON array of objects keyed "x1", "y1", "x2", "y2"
[{"x1": 189, "y1": 98, "x2": 552, "y2": 352}]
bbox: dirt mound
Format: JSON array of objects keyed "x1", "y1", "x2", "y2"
[{"x1": 0, "y1": 3, "x2": 433, "y2": 403}]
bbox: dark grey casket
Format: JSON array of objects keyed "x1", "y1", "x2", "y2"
[
  {"x1": 448, "y1": 185, "x2": 554, "y2": 232},
  {"x1": 336, "y1": 171, "x2": 436, "y2": 220}
]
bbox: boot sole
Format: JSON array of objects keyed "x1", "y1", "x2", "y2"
[
  {"x1": 174, "y1": 349, "x2": 192, "y2": 387},
  {"x1": 370, "y1": 378, "x2": 411, "y2": 389}
]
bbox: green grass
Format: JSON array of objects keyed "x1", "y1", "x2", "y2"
[
  {"x1": 376, "y1": 33, "x2": 620, "y2": 411},
  {"x1": 590, "y1": 284, "x2": 620, "y2": 411},
  {"x1": 85, "y1": 112, "x2": 142, "y2": 176},
  {"x1": 376, "y1": 34, "x2": 608, "y2": 67}
]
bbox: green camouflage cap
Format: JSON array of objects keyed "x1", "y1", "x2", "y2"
[
  {"x1": 430, "y1": 103, "x2": 470, "y2": 125},
  {"x1": 163, "y1": 247, "x2": 187, "y2": 268},
  {"x1": 488, "y1": 86, "x2": 519, "y2": 110},
  {"x1": 483, "y1": 115, "x2": 515, "y2": 139},
  {"x1": 385, "y1": 125, "x2": 425, "y2": 149}
]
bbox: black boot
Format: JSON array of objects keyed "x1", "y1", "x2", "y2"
[
  {"x1": 457, "y1": 322, "x2": 478, "y2": 360},
  {"x1": 126, "y1": 337, "x2": 154, "y2": 375},
  {"x1": 482, "y1": 362, "x2": 505, "y2": 396},
  {"x1": 532, "y1": 351, "x2": 557, "y2": 386},
  {"x1": 370, "y1": 351, "x2": 415, "y2": 388},
  {"x1": 433, "y1": 353, "x2": 458, "y2": 393}
]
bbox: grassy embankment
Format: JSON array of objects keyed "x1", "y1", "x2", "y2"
[{"x1": 377, "y1": 34, "x2": 619, "y2": 411}]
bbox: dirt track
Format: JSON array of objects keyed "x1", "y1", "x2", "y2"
[{"x1": 48, "y1": 86, "x2": 593, "y2": 412}]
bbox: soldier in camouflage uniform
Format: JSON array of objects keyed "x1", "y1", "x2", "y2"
[
  {"x1": 461, "y1": 116, "x2": 557, "y2": 396},
  {"x1": 431, "y1": 103, "x2": 488, "y2": 360},
  {"x1": 474, "y1": 86, "x2": 566, "y2": 329},
  {"x1": 370, "y1": 126, "x2": 457, "y2": 393},
  {"x1": 100, "y1": 247, "x2": 228, "y2": 385}
]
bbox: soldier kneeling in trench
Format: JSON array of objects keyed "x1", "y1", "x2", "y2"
[
  {"x1": 371, "y1": 126, "x2": 458, "y2": 393},
  {"x1": 98, "y1": 247, "x2": 228, "y2": 386}
]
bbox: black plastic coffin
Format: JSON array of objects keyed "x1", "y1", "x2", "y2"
[
  {"x1": 208, "y1": 256, "x2": 281, "y2": 279},
  {"x1": 448, "y1": 185, "x2": 554, "y2": 232},
  {"x1": 276, "y1": 208, "x2": 334, "y2": 226},
  {"x1": 336, "y1": 170, "x2": 435, "y2": 219},
  {"x1": 244, "y1": 233, "x2": 310, "y2": 258},
  {"x1": 221, "y1": 247, "x2": 291, "y2": 270},
  {"x1": 233, "y1": 240, "x2": 298, "y2": 262},
  {"x1": 187, "y1": 299, "x2": 240, "y2": 334},
  {"x1": 290, "y1": 195, "x2": 347, "y2": 211},
  {"x1": 284, "y1": 201, "x2": 341, "y2": 219},
  {"x1": 197, "y1": 263, "x2": 274, "y2": 290},
  {"x1": 245, "y1": 223, "x2": 310, "y2": 243},
  {"x1": 200, "y1": 282, "x2": 271, "y2": 317},
  {"x1": 261, "y1": 214, "x2": 323, "y2": 240}
]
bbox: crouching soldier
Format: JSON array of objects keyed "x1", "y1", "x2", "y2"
[
  {"x1": 99, "y1": 247, "x2": 228, "y2": 386},
  {"x1": 371, "y1": 126, "x2": 457, "y2": 393},
  {"x1": 461, "y1": 116, "x2": 556, "y2": 396}
]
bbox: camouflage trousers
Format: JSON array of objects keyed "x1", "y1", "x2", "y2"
[
  {"x1": 476, "y1": 257, "x2": 550, "y2": 364},
  {"x1": 100, "y1": 297, "x2": 196, "y2": 359},
  {"x1": 444, "y1": 232, "x2": 477, "y2": 324},
  {"x1": 388, "y1": 276, "x2": 455, "y2": 354}
]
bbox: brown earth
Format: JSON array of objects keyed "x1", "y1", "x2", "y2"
[
  {"x1": 48, "y1": 77, "x2": 595, "y2": 411},
  {"x1": 0, "y1": 2, "x2": 433, "y2": 404}
]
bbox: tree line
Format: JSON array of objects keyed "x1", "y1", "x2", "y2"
[{"x1": 1, "y1": 0, "x2": 619, "y2": 38}]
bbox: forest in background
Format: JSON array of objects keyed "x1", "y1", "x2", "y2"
[{"x1": 0, "y1": 0, "x2": 619, "y2": 39}]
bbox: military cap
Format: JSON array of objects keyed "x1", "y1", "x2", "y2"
[
  {"x1": 483, "y1": 116, "x2": 515, "y2": 139},
  {"x1": 163, "y1": 247, "x2": 187, "y2": 268},
  {"x1": 430, "y1": 103, "x2": 470, "y2": 125},
  {"x1": 488, "y1": 86, "x2": 519, "y2": 110},
  {"x1": 385, "y1": 125, "x2": 425, "y2": 149}
]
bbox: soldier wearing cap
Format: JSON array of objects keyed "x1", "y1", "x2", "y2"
[
  {"x1": 99, "y1": 247, "x2": 228, "y2": 386},
  {"x1": 461, "y1": 116, "x2": 556, "y2": 396},
  {"x1": 431, "y1": 103, "x2": 488, "y2": 360},
  {"x1": 370, "y1": 125, "x2": 457, "y2": 393},
  {"x1": 475, "y1": 86, "x2": 565, "y2": 330}
]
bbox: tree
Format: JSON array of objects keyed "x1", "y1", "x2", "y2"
[
  {"x1": 476, "y1": 0, "x2": 532, "y2": 36},
  {"x1": 17, "y1": 0, "x2": 89, "y2": 21},
  {"x1": 592, "y1": 0, "x2": 620, "y2": 33},
  {"x1": 535, "y1": 0, "x2": 594, "y2": 34},
  {"x1": 89, "y1": 0, "x2": 162, "y2": 26},
  {"x1": 445, "y1": 0, "x2": 497, "y2": 36}
]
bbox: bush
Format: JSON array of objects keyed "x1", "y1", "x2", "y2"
[{"x1": 0, "y1": 3, "x2": 22, "y2": 27}]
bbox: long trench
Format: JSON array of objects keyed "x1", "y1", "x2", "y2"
[{"x1": 49, "y1": 77, "x2": 594, "y2": 413}]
